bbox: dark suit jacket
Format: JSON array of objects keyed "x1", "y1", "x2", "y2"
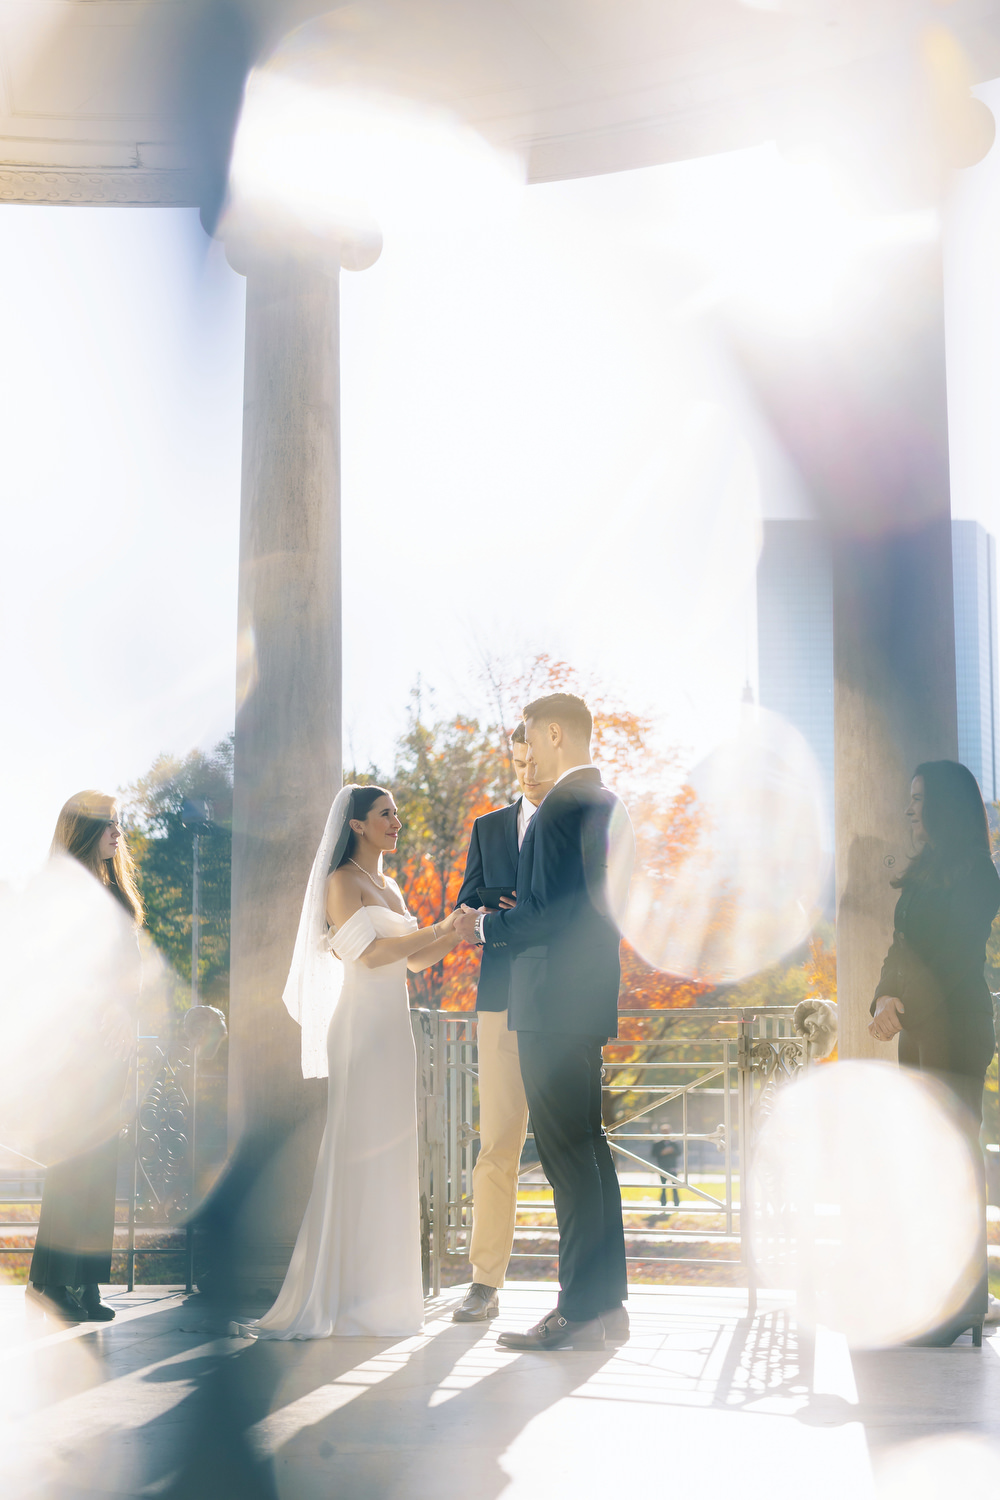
[
  {"x1": 456, "y1": 799, "x2": 522, "y2": 1012},
  {"x1": 482, "y1": 768, "x2": 633, "y2": 1038}
]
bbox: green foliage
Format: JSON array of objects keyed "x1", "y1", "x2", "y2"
[
  {"x1": 985, "y1": 910, "x2": 1000, "y2": 998},
  {"x1": 711, "y1": 956, "x2": 814, "y2": 1010},
  {"x1": 700, "y1": 921, "x2": 837, "y2": 1013},
  {"x1": 984, "y1": 1054, "x2": 999, "y2": 1146},
  {"x1": 121, "y1": 737, "x2": 233, "y2": 1015}
]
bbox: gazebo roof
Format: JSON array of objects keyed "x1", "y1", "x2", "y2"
[{"x1": 3, "y1": 0, "x2": 1000, "y2": 207}]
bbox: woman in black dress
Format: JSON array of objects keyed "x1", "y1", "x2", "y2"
[
  {"x1": 26, "y1": 790, "x2": 144, "y2": 1324},
  {"x1": 870, "y1": 760, "x2": 1000, "y2": 1346}
]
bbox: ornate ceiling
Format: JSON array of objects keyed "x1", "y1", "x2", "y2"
[{"x1": 2, "y1": 0, "x2": 1000, "y2": 210}]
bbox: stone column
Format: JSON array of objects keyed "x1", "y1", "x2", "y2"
[
  {"x1": 734, "y1": 244, "x2": 958, "y2": 1059},
  {"x1": 833, "y1": 518, "x2": 958, "y2": 1058},
  {"x1": 225, "y1": 229, "x2": 378, "y2": 1296}
]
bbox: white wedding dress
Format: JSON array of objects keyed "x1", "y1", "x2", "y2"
[{"x1": 251, "y1": 896, "x2": 425, "y2": 1339}]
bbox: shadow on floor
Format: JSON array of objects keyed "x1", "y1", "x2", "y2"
[{"x1": 19, "y1": 1294, "x2": 619, "y2": 1500}]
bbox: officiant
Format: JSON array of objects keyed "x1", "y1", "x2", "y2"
[
  {"x1": 869, "y1": 760, "x2": 1000, "y2": 1347},
  {"x1": 450, "y1": 724, "x2": 554, "y2": 1323}
]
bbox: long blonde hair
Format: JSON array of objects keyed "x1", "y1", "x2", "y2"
[{"x1": 53, "y1": 789, "x2": 144, "y2": 926}]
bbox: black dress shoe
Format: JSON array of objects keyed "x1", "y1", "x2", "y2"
[
  {"x1": 601, "y1": 1305, "x2": 630, "y2": 1345},
  {"x1": 25, "y1": 1284, "x2": 86, "y2": 1323},
  {"x1": 78, "y1": 1285, "x2": 116, "y2": 1322},
  {"x1": 497, "y1": 1309, "x2": 605, "y2": 1351},
  {"x1": 452, "y1": 1283, "x2": 499, "y2": 1323}
]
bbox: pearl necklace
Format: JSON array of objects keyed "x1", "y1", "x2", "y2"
[{"x1": 348, "y1": 857, "x2": 387, "y2": 890}]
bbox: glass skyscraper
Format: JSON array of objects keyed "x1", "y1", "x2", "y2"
[
  {"x1": 757, "y1": 518, "x2": 1000, "y2": 808},
  {"x1": 952, "y1": 519, "x2": 1000, "y2": 803}
]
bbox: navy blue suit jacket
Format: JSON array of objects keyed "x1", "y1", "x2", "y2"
[
  {"x1": 482, "y1": 768, "x2": 632, "y2": 1038},
  {"x1": 455, "y1": 799, "x2": 522, "y2": 1012}
]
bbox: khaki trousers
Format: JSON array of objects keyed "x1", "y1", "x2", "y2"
[{"x1": 471, "y1": 1010, "x2": 529, "y2": 1288}]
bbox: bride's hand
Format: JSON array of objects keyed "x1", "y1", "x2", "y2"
[{"x1": 436, "y1": 909, "x2": 460, "y2": 936}]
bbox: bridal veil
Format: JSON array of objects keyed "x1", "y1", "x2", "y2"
[{"x1": 281, "y1": 783, "x2": 359, "y2": 1079}]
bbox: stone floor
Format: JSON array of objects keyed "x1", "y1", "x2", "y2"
[{"x1": 1, "y1": 1282, "x2": 999, "y2": 1500}]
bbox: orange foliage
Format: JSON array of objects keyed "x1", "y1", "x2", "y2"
[
  {"x1": 396, "y1": 783, "x2": 494, "y2": 1013},
  {"x1": 610, "y1": 941, "x2": 712, "y2": 1058},
  {"x1": 472, "y1": 653, "x2": 714, "y2": 1014},
  {"x1": 381, "y1": 657, "x2": 734, "y2": 1016},
  {"x1": 804, "y1": 932, "x2": 837, "y2": 1002}
]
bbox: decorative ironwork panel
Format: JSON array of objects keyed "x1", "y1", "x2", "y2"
[{"x1": 130, "y1": 1041, "x2": 194, "y2": 1226}]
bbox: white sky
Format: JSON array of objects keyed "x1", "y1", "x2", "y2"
[{"x1": 3, "y1": 78, "x2": 1000, "y2": 881}]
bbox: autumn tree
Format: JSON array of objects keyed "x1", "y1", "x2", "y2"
[
  {"x1": 348, "y1": 693, "x2": 509, "y2": 1010},
  {"x1": 479, "y1": 651, "x2": 712, "y2": 1013},
  {"x1": 481, "y1": 657, "x2": 840, "y2": 1119},
  {"x1": 475, "y1": 651, "x2": 721, "y2": 1133}
]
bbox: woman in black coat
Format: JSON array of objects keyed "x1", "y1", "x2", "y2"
[{"x1": 870, "y1": 759, "x2": 1000, "y2": 1345}]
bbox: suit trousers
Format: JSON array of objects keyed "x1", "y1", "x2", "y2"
[
  {"x1": 471, "y1": 1010, "x2": 529, "y2": 1287},
  {"x1": 898, "y1": 1011, "x2": 996, "y2": 1329},
  {"x1": 517, "y1": 1030, "x2": 628, "y2": 1323}
]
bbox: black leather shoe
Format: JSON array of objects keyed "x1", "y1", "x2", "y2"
[
  {"x1": 453, "y1": 1283, "x2": 499, "y2": 1323},
  {"x1": 601, "y1": 1305, "x2": 630, "y2": 1345},
  {"x1": 497, "y1": 1309, "x2": 605, "y2": 1351},
  {"x1": 78, "y1": 1285, "x2": 116, "y2": 1322},
  {"x1": 25, "y1": 1284, "x2": 86, "y2": 1323}
]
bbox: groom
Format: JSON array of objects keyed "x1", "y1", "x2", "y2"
[{"x1": 455, "y1": 692, "x2": 634, "y2": 1350}]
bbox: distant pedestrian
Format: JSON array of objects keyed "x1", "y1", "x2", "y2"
[{"x1": 651, "y1": 1135, "x2": 681, "y2": 1209}]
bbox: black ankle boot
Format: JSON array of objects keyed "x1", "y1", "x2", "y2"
[{"x1": 906, "y1": 1315, "x2": 984, "y2": 1348}]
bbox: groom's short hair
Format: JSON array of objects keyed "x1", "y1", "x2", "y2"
[
  {"x1": 523, "y1": 692, "x2": 593, "y2": 745},
  {"x1": 509, "y1": 723, "x2": 526, "y2": 746}
]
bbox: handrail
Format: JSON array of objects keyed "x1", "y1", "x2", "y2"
[
  {"x1": 411, "y1": 1004, "x2": 812, "y2": 1313},
  {"x1": 1, "y1": 1004, "x2": 814, "y2": 1309}
]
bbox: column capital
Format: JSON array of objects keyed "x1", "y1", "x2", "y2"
[{"x1": 220, "y1": 200, "x2": 382, "y2": 278}]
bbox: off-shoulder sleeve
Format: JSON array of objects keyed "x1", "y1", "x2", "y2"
[{"x1": 329, "y1": 906, "x2": 378, "y2": 961}]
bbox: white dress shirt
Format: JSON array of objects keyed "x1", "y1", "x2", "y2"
[
  {"x1": 476, "y1": 795, "x2": 538, "y2": 942},
  {"x1": 517, "y1": 792, "x2": 539, "y2": 850}
]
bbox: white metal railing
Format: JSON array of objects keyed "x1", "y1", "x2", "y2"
[
  {"x1": 1, "y1": 1012, "x2": 810, "y2": 1302},
  {"x1": 412, "y1": 1006, "x2": 813, "y2": 1313}
]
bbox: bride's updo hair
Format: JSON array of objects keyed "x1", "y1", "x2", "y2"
[{"x1": 330, "y1": 784, "x2": 390, "y2": 872}]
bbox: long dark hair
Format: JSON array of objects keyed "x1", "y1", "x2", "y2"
[
  {"x1": 53, "y1": 789, "x2": 144, "y2": 924},
  {"x1": 893, "y1": 759, "x2": 992, "y2": 888},
  {"x1": 329, "y1": 785, "x2": 390, "y2": 873}
]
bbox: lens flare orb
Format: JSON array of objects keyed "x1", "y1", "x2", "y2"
[
  {"x1": 750, "y1": 1061, "x2": 981, "y2": 1348},
  {"x1": 876, "y1": 1436, "x2": 1000, "y2": 1500},
  {"x1": 0, "y1": 854, "x2": 140, "y2": 1168},
  {"x1": 623, "y1": 705, "x2": 829, "y2": 984}
]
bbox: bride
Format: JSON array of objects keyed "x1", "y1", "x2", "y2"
[{"x1": 249, "y1": 783, "x2": 461, "y2": 1339}]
